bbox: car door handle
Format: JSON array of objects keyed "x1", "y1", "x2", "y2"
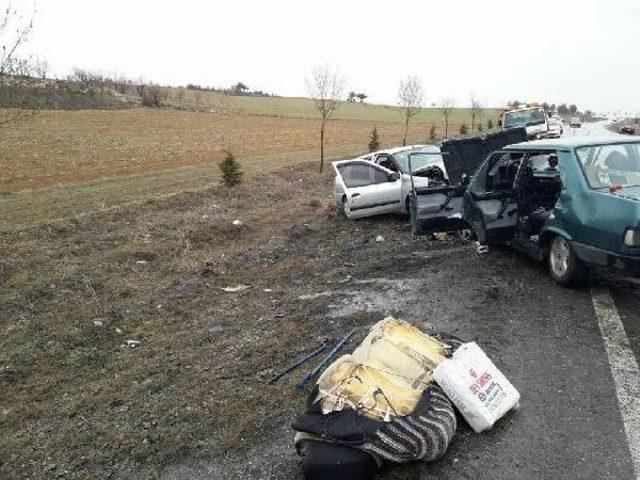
[{"x1": 351, "y1": 193, "x2": 361, "y2": 198}]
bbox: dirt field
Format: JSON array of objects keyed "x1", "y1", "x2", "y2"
[
  {"x1": 1, "y1": 108, "x2": 432, "y2": 193},
  {"x1": 0, "y1": 106, "x2": 490, "y2": 231}
]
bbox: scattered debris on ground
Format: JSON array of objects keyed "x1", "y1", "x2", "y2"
[{"x1": 292, "y1": 317, "x2": 520, "y2": 479}]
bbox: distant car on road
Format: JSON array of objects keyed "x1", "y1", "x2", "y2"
[
  {"x1": 570, "y1": 117, "x2": 582, "y2": 128},
  {"x1": 619, "y1": 124, "x2": 636, "y2": 135},
  {"x1": 464, "y1": 136, "x2": 640, "y2": 286}
]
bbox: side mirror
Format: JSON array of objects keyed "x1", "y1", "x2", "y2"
[{"x1": 390, "y1": 172, "x2": 401, "y2": 181}]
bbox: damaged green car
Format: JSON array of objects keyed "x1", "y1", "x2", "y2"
[{"x1": 464, "y1": 136, "x2": 640, "y2": 286}]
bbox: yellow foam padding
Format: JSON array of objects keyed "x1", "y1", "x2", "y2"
[{"x1": 317, "y1": 317, "x2": 450, "y2": 421}]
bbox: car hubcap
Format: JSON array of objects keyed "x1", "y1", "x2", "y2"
[{"x1": 550, "y1": 237, "x2": 570, "y2": 277}]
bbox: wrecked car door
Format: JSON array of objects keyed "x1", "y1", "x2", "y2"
[
  {"x1": 464, "y1": 151, "x2": 524, "y2": 243},
  {"x1": 332, "y1": 160, "x2": 402, "y2": 219},
  {"x1": 408, "y1": 152, "x2": 468, "y2": 233},
  {"x1": 409, "y1": 129, "x2": 528, "y2": 234}
]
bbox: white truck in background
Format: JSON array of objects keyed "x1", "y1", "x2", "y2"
[{"x1": 499, "y1": 104, "x2": 549, "y2": 140}]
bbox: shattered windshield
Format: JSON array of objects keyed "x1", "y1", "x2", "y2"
[
  {"x1": 576, "y1": 143, "x2": 640, "y2": 189},
  {"x1": 393, "y1": 147, "x2": 443, "y2": 173},
  {"x1": 503, "y1": 108, "x2": 546, "y2": 129}
]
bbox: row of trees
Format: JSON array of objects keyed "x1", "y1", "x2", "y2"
[
  {"x1": 305, "y1": 65, "x2": 494, "y2": 172},
  {"x1": 508, "y1": 100, "x2": 581, "y2": 117}
]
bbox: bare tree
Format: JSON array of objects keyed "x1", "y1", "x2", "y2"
[
  {"x1": 305, "y1": 64, "x2": 345, "y2": 173},
  {"x1": 397, "y1": 76, "x2": 424, "y2": 146},
  {"x1": 439, "y1": 97, "x2": 456, "y2": 138},
  {"x1": 174, "y1": 87, "x2": 186, "y2": 107},
  {"x1": 470, "y1": 94, "x2": 484, "y2": 132},
  {"x1": 0, "y1": 3, "x2": 38, "y2": 128},
  {"x1": 0, "y1": 4, "x2": 34, "y2": 75}
]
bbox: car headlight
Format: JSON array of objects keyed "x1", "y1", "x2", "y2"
[{"x1": 623, "y1": 228, "x2": 640, "y2": 247}]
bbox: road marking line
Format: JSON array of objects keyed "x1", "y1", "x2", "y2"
[{"x1": 591, "y1": 286, "x2": 640, "y2": 479}]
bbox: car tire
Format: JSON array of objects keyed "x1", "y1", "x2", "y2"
[{"x1": 547, "y1": 235, "x2": 585, "y2": 287}]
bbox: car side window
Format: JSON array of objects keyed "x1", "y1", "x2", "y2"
[
  {"x1": 371, "y1": 168, "x2": 391, "y2": 184},
  {"x1": 338, "y1": 164, "x2": 390, "y2": 188}
]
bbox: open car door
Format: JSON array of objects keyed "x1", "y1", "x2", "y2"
[
  {"x1": 409, "y1": 152, "x2": 468, "y2": 234},
  {"x1": 463, "y1": 150, "x2": 524, "y2": 243},
  {"x1": 332, "y1": 160, "x2": 402, "y2": 219}
]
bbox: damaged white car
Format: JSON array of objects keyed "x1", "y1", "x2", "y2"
[{"x1": 332, "y1": 145, "x2": 447, "y2": 219}]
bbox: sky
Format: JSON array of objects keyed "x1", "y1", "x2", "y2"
[{"x1": 10, "y1": 0, "x2": 640, "y2": 113}]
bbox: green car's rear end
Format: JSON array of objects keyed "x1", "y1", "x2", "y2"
[{"x1": 554, "y1": 140, "x2": 640, "y2": 274}]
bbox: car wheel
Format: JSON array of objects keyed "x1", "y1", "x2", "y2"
[{"x1": 547, "y1": 235, "x2": 585, "y2": 287}]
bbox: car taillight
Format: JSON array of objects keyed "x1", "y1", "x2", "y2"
[{"x1": 623, "y1": 228, "x2": 640, "y2": 247}]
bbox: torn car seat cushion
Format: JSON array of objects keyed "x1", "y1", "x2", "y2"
[{"x1": 293, "y1": 318, "x2": 459, "y2": 464}]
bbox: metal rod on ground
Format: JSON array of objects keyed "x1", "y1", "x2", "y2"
[
  {"x1": 295, "y1": 329, "x2": 356, "y2": 390},
  {"x1": 267, "y1": 343, "x2": 328, "y2": 385}
]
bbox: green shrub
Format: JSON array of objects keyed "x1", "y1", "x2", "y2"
[
  {"x1": 219, "y1": 151, "x2": 243, "y2": 187},
  {"x1": 429, "y1": 124, "x2": 437, "y2": 142},
  {"x1": 368, "y1": 126, "x2": 380, "y2": 152},
  {"x1": 459, "y1": 123, "x2": 468, "y2": 135},
  {"x1": 487, "y1": 119, "x2": 494, "y2": 130}
]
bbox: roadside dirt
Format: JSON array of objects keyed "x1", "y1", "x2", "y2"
[{"x1": 0, "y1": 155, "x2": 469, "y2": 479}]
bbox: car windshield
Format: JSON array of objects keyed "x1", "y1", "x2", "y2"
[
  {"x1": 392, "y1": 146, "x2": 443, "y2": 173},
  {"x1": 503, "y1": 108, "x2": 546, "y2": 129},
  {"x1": 576, "y1": 143, "x2": 640, "y2": 188}
]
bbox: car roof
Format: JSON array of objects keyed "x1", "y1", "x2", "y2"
[
  {"x1": 370, "y1": 144, "x2": 429, "y2": 156},
  {"x1": 503, "y1": 135, "x2": 640, "y2": 152}
]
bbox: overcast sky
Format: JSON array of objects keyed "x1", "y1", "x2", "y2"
[{"x1": 14, "y1": 0, "x2": 640, "y2": 113}]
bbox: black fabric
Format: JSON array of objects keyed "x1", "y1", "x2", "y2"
[
  {"x1": 292, "y1": 386, "x2": 381, "y2": 447},
  {"x1": 297, "y1": 440, "x2": 379, "y2": 480}
]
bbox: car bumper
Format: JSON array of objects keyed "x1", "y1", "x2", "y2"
[{"x1": 572, "y1": 241, "x2": 640, "y2": 274}]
